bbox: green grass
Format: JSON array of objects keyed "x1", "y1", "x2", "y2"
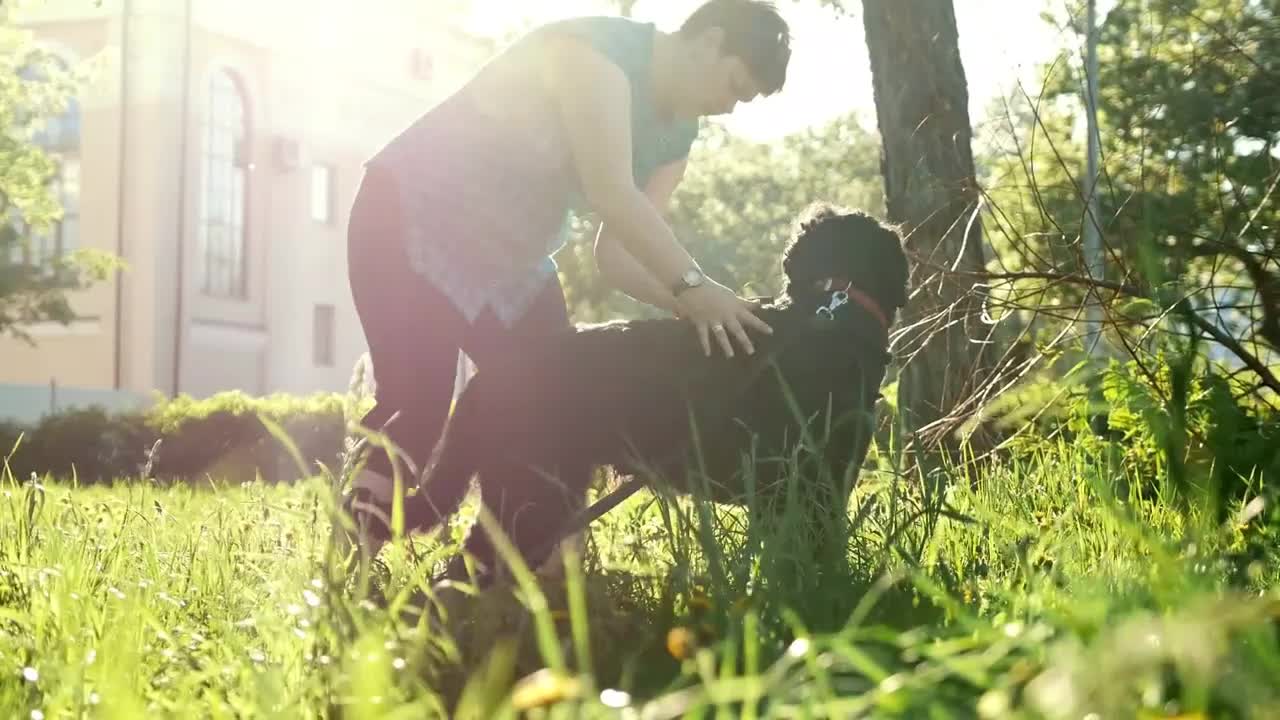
[{"x1": 2, "y1": 426, "x2": 1279, "y2": 718}]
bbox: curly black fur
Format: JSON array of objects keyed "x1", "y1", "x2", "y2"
[{"x1": 402, "y1": 202, "x2": 909, "y2": 577}]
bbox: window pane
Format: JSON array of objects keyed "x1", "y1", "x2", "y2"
[
  {"x1": 313, "y1": 304, "x2": 335, "y2": 367},
  {"x1": 231, "y1": 169, "x2": 245, "y2": 224},
  {"x1": 60, "y1": 214, "x2": 79, "y2": 253},
  {"x1": 310, "y1": 165, "x2": 331, "y2": 223},
  {"x1": 201, "y1": 69, "x2": 249, "y2": 299},
  {"x1": 60, "y1": 158, "x2": 80, "y2": 212},
  {"x1": 32, "y1": 227, "x2": 56, "y2": 268}
]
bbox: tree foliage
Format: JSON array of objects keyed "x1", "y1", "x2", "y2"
[
  {"x1": 0, "y1": 16, "x2": 118, "y2": 344},
  {"x1": 978, "y1": 0, "x2": 1280, "y2": 402},
  {"x1": 1089, "y1": 0, "x2": 1280, "y2": 356}
]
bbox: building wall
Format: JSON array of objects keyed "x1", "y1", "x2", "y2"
[
  {"x1": 0, "y1": 0, "x2": 492, "y2": 420},
  {"x1": 179, "y1": 21, "x2": 275, "y2": 399},
  {"x1": 255, "y1": 7, "x2": 491, "y2": 397}
]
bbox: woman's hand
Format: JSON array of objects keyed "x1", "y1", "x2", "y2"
[{"x1": 676, "y1": 281, "x2": 773, "y2": 358}]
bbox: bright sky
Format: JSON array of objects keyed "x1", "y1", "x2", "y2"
[{"x1": 460, "y1": 0, "x2": 1088, "y2": 142}]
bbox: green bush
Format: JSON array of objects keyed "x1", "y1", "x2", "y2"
[
  {"x1": 1, "y1": 391, "x2": 372, "y2": 485},
  {"x1": 985, "y1": 353, "x2": 1280, "y2": 520},
  {"x1": 7, "y1": 406, "x2": 154, "y2": 483}
]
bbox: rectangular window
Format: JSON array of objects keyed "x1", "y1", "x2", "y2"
[
  {"x1": 57, "y1": 156, "x2": 80, "y2": 257},
  {"x1": 313, "y1": 304, "x2": 335, "y2": 367},
  {"x1": 310, "y1": 165, "x2": 333, "y2": 224},
  {"x1": 199, "y1": 71, "x2": 248, "y2": 299},
  {"x1": 4, "y1": 158, "x2": 79, "y2": 278},
  {"x1": 3, "y1": 208, "x2": 24, "y2": 265}
]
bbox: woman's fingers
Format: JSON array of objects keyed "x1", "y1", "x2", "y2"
[
  {"x1": 712, "y1": 322, "x2": 735, "y2": 358},
  {"x1": 740, "y1": 305, "x2": 774, "y2": 336},
  {"x1": 728, "y1": 318, "x2": 754, "y2": 356},
  {"x1": 681, "y1": 284, "x2": 772, "y2": 358}
]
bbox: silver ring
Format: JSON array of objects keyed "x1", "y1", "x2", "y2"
[{"x1": 712, "y1": 323, "x2": 726, "y2": 333}]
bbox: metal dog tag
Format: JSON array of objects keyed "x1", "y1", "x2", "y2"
[{"x1": 816, "y1": 290, "x2": 849, "y2": 319}]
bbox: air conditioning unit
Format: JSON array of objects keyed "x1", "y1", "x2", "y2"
[{"x1": 273, "y1": 136, "x2": 300, "y2": 172}]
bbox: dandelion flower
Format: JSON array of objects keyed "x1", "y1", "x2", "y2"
[
  {"x1": 667, "y1": 627, "x2": 697, "y2": 660},
  {"x1": 511, "y1": 669, "x2": 582, "y2": 711}
]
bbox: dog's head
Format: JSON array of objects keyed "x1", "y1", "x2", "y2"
[{"x1": 779, "y1": 202, "x2": 909, "y2": 331}]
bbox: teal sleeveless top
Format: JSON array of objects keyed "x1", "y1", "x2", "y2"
[{"x1": 367, "y1": 16, "x2": 701, "y2": 327}]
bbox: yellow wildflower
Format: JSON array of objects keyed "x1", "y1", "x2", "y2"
[
  {"x1": 666, "y1": 626, "x2": 697, "y2": 660},
  {"x1": 511, "y1": 669, "x2": 582, "y2": 711}
]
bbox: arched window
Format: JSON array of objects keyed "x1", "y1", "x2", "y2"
[
  {"x1": 199, "y1": 68, "x2": 249, "y2": 298},
  {"x1": 14, "y1": 52, "x2": 81, "y2": 271}
]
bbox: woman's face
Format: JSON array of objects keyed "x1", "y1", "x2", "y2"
[{"x1": 679, "y1": 28, "x2": 763, "y2": 118}]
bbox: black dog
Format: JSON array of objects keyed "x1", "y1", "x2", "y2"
[{"x1": 380, "y1": 202, "x2": 908, "y2": 580}]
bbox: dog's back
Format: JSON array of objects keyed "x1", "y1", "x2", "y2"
[
  {"x1": 416, "y1": 303, "x2": 889, "y2": 522},
  {"x1": 662, "y1": 308, "x2": 890, "y2": 503}
]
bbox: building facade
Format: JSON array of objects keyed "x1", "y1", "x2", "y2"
[{"x1": 1, "y1": 0, "x2": 490, "y2": 422}]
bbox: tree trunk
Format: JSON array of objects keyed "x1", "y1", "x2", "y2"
[{"x1": 861, "y1": 0, "x2": 990, "y2": 447}]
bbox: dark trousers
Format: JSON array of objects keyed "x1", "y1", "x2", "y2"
[{"x1": 346, "y1": 166, "x2": 583, "y2": 567}]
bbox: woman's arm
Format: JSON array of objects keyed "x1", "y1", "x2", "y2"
[
  {"x1": 538, "y1": 36, "x2": 696, "y2": 288},
  {"x1": 593, "y1": 158, "x2": 688, "y2": 316},
  {"x1": 537, "y1": 35, "x2": 771, "y2": 357}
]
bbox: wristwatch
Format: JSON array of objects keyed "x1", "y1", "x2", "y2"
[{"x1": 671, "y1": 267, "x2": 706, "y2": 297}]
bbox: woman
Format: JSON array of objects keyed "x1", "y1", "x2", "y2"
[{"x1": 345, "y1": 0, "x2": 792, "y2": 559}]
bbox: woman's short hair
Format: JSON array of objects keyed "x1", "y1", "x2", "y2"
[{"x1": 679, "y1": 0, "x2": 792, "y2": 95}]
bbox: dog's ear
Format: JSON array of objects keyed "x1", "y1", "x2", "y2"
[
  {"x1": 869, "y1": 226, "x2": 910, "y2": 313},
  {"x1": 855, "y1": 228, "x2": 909, "y2": 321}
]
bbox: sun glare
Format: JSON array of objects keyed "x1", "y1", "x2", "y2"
[{"x1": 443, "y1": 0, "x2": 1074, "y2": 142}]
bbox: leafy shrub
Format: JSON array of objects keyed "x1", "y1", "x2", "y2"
[
  {"x1": 983, "y1": 353, "x2": 1280, "y2": 515},
  {"x1": 1, "y1": 390, "x2": 370, "y2": 485},
  {"x1": 8, "y1": 406, "x2": 155, "y2": 483}
]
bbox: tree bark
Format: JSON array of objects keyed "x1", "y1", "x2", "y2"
[{"x1": 861, "y1": 0, "x2": 990, "y2": 444}]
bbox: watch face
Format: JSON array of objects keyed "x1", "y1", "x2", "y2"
[{"x1": 683, "y1": 269, "x2": 704, "y2": 287}]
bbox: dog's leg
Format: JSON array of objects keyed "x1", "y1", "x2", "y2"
[
  {"x1": 537, "y1": 528, "x2": 585, "y2": 578},
  {"x1": 806, "y1": 396, "x2": 879, "y2": 566},
  {"x1": 461, "y1": 460, "x2": 592, "y2": 583}
]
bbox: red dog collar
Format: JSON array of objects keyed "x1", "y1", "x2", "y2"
[{"x1": 814, "y1": 278, "x2": 889, "y2": 331}]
